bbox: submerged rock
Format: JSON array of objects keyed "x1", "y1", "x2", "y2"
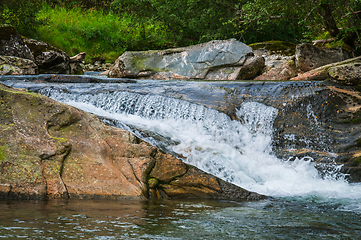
[
  {"x1": 0, "y1": 83, "x2": 266, "y2": 201},
  {"x1": 108, "y1": 39, "x2": 265, "y2": 80}
]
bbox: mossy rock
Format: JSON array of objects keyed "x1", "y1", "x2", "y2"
[
  {"x1": 351, "y1": 156, "x2": 361, "y2": 166},
  {"x1": 249, "y1": 41, "x2": 296, "y2": 56}
]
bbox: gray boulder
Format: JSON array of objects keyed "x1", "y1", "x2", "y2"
[
  {"x1": 296, "y1": 43, "x2": 349, "y2": 72},
  {"x1": 23, "y1": 38, "x2": 70, "y2": 74},
  {"x1": 0, "y1": 25, "x2": 34, "y2": 61},
  {"x1": 108, "y1": 39, "x2": 265, "y2": 80},
  {"x1": 0, "y1": 56, "x2": 38, "y2": 75},
  {"x1": 328, "y1": 62, "x2": 361, "y2": 85},
  {"x1": 291, "y1": 56, "x2": 361, "y2": 82}
]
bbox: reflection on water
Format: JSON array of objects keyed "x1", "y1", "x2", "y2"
[{"x1": 1, "y1": 198, "x2": 361, "y2": 239}]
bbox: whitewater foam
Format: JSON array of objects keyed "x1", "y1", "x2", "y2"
[{"x1": 39, "y1": 88, "x2": 361, "y2": 200}]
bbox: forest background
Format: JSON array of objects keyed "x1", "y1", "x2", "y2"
[{"x1": 0, "y1": 0, "x2": 360, "y2": 63}]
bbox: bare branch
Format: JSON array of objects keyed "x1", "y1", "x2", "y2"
[{"x1": 312, "y1": 38, "x2": 335, "y2": 46}]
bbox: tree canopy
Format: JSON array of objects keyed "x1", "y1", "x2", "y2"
[{"x1": 231, "y1": 0, "x2": 361, "y2": 54}]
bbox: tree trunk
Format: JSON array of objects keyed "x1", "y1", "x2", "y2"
[
  {"x1": 318, "y1": 3, "x2": 358, "y2": 50},
  {"x1": 318, "y1": 3, "x2": 339, "y2": 37}
]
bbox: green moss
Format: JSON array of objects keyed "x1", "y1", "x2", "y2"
[
  {"x1": 51, "y1": 136, "x2": 68, "y2": 142},
  {"x1": 344, "y1": 138, "x2": 361, "y2": 151},
  {"x1": 0, "y1": 145, "x2": 8, "y2": 162},
  {"x1": 0, "y1": 85, "x2": 42, "y2": 98},
  {"x1": 249, "y1": 41, "x2": 296, "y2": 56},
  {"x1": 148, "y1": 178, "x2": 159, "y2": 189},
  {"x1": 130, "y1": 55, "x2": 148, "y2": 71},
  {"x1": 340, "y1": 118, "x2": 361, "y2": 124},
  {"x1": 351, "y1": 156, "x2": 361, "y2": 166}
]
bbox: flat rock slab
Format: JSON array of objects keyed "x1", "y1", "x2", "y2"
[{"x1": 109, "y1": 39, "x2": 264, "y2": 80}]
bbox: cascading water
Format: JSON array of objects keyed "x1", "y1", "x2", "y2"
[
  {"x1": 36, "y1": 85, "x2": 361, "y2": 200},
  {"x1": 3, "y1": 78, "x2": 361, "y2": 239}
]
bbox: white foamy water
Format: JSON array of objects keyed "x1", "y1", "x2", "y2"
[{"x1": 40, "y1": 89, "x2": 361, "y2": 200}]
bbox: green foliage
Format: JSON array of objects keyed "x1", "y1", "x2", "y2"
[
  {"x1": 36, "y1": 5, "x2": 172, "y2": 62},
  {"x1": 0, "y1": 0, "x2": 43, "y2": 38},
  {"x1": 44, "y1": 0, "x2": 113, "y2": 10},
  {"x1": 111, "y1": 0, "x2": 239, "y2": 46},
  {"x1": 231, "y1": 0, "x2": 361, "y2": 52}
]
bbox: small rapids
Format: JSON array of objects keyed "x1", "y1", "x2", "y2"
[{"x1": 36, "y1": 86, "x2": 361, "y2": 203}]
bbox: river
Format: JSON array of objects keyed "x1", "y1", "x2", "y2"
[{"x1": 1, "y1": 74, "x2": 361, "y2": 239}]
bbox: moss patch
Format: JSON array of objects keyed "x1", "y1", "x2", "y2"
[
  {"x1": 340, "y1": 118, "x2": 361, "y2": 124},
  {"x1": 0, "y1": 145, "x2": 7, "y2": 162},
  {"x1": 344, "y1": 138, "x2": 361, "y2": 151},
  {"x1": 351, "y1": 156, "x2": 361, "y2": 166}
]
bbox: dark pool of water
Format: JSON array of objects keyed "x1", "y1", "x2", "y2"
[{"x1": 1, "y1": 198, "x2": 361, "y2": 239}]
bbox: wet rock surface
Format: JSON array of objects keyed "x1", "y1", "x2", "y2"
[{"x1": 0, "y1": 83, "x2": 266, "y2": 201}]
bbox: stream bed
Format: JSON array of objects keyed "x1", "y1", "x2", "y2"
[{"x1": 1, "y1": 74, "x2": 361, "y2": 239}]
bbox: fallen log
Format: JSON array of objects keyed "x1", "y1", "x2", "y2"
[
  {"x1": 69, "y1": 52, "x2": 87, "y2": 63},
  {"x1": 312, "y1": 38, "x2": 335, "y2": 46}
]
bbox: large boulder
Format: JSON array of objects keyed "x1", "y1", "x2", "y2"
[
  {"x1": 23, "y1": 38, "x2": 70, "y2": 74},
  {"x1": 0, "y1": 56, "x2": 38, "y2": 75},
  {"x1": 328, "y1": 62, "x2": 361, "y2": 86},
  {"x1": 296, "y1": 43, "x2": 349, "y2": 72},
  {"x1": 108, "y1": 39, "x2": 265, "y2": 80},
  {"x1": 291, "y1": 56, "x2": 361, "y2": 82},
  {"x1": 0, "y1": 83, "x2": 266, "y2": 201},
  {"x1": 0, "y1": 25, "x2": 34, "y2": 61}
]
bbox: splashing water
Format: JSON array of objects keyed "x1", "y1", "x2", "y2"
[{"x1": 38, "y1": 87, "x2": 361, "y2": 200}]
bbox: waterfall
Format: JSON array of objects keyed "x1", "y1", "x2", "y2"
[{"x1": 38, "y1": 86, "x2": 361, "y2": 199}]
